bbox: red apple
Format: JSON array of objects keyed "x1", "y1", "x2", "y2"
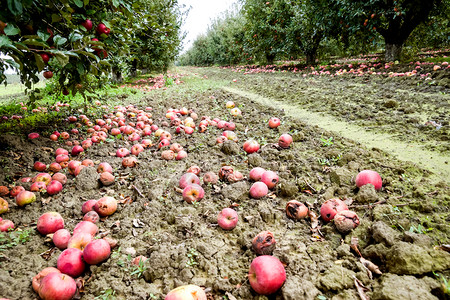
[
  {"x1": 43, "y1": 71, "x2": 53, "y2": 79},
  {"x1": 261, "y1": 171, "x2": 279, "y2": 189},
  {"x1": 285, "y1": 200, "x2": 308, "y2": 220},
  {"x1": 355, "y1": 170, "x2": 382, "y2": 190},
  {"x1": 55, "y1": 154, "x2": 69, "y2": 164},
  {"x1": 179, "y1": 173, "x2": 200, "y2": 189},
  {"x1": 67, "y1": 232, "x2": 93, "y2": 251},
  {"x1": 249, "y1": 182, "x2": 269, "y2": 199},
  {"x1": 81, "y1": 19, "x2": 93, "y2": 31},
  {"x1": 131, "y1": 144, "x2": 144, "y2": 156},
  {"x1": 122, "y1": 157, "x2": 138, "y2": 168},
  {"x1": 243, "y1": 139, "x2": 260, "y2": 154},
  {"x1": 268, "y1": 117, "x2": 281, "y2": 128},
  {"x1": 182, "y1": 184, "x2": 205, "y2": 204},
  {"x1": 73, "y1": 221, "x2": 98, "y2": 237},
  {"x1": 248, "y1": 255, "x2": 286, "y2": 295},
  {"x1": 46, "y1": 180, "x2": 63, "y2": 195},
  {"x1": 0, "y1": 219, "x2": 14, "y2": 232},
  {"x1": 249, "y1": 167, "x2": 266, "y2": 181},
  {"x1": 40, "y1": 53, "x2": 50, "y2": 64},
  {"x1": 116, "y1": 148, "x2": 130, "y2": 158},
  {"x1": 30, "y1": 181, "x2": 47, "y2": 192},
  {"x1": 82, "y1": 239, "x2": 111, "y2": 265},
  {"x1": 99, "y1": 172, "x2": 115, "y2": 186},
  {"x1": 34, "y1": 161, "x2": 47, "y2": 172},
  {"x1": 37, "y1": 212, "x2": 64, "y2": 235},
  {"x1": 202, "y1": 172, "x2": 218, "y2": 185},
  {"x1": 0, "y1": 197, "x2": 8, "y2": 214},
  {"x1": 38, "y1": 272, "x2": 77, "y2": 300},
  {"x1": 71, "y1": 145, "x2": 84, "y2": 156},
  {"x1": 32, "y1": 267, "x2": 60, "y2": 293},
  {"x1": 320, "y1": 198, "x2": 348, "y2": 222},
  {"x1": 48, "y1": 162, "x2": 62, "y2": 173},
  {"x1": 81, "y1": 159, "x2": 94, "y2": 167},
  {"x1": 9, "y1": 186, "x2": 25, "y2": 197},
  {"x1": 82, "y1": 199, "x2": 98, "y2": 214},
  {"x1": 16, "y1": 190, "x2": 36, "y2": 207},
  {"x1": 0, "y1": 186, "x2": 9, "y2": 197},
  {"x1": 53, "y1": 229, "x2": 71, "y2": 250},
  {"x1": 278, "y1": 133, "x2": 293, "y2": 148},
  {"x1": 252, "y1": 231, "x2": 276, "y2": 255},
  {"x1": 334, "y1": 210, "x2": 360, "y2": 233},
  {"x1": 165, "y1": 285, "x2": 207, "y2": 300},
  {"x1": 217, "y1": 208, "x2": 238, "y2": 230},
  {"x1": 57, "y1": 248, "x2": 85, "y2": 277},
  {"x1": 94, "y1": 196, "x2": 117, "y2": 216},
  {"x1": 52, "y1": 173, "x2": 67, "y2": 185},
  {"x1": 83, "y1": 211, "x2": 100, "y2": 223},
  {"x1": 175, "y1": 150, "x2": 187, "y2": 160},
  {"x1": 97, "y1": 162, "x2": 113, "y2": 173},
  {"x1": 33, "y1": 173, "x2": 52, "y2": 186}
]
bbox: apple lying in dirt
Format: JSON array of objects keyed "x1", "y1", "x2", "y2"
[
  {"x1": 52, "y1": 173, "x2": 67, "y2": 185},
  {"x1": 243, "y1": 139, "x2": 260, "y2": 154},
  {"x1": 55, "y1": 148, "x2": 68, "y2": 156},
  {"x1": 82, "y1": 239, "x2": 111, "y2": 265},
  {"x1": 0, "y1": 219, "x2": 14, "y2": 232},
  {"x1": 34, "y1": 161, "x2": 47, "y2": 172},
  {"x1": 30, "y1": 181, "x2": 47, "y2": 192},
  {"x1": 252, "y1": 231, "x2": 276, "y2": 255},
  {"x1": 73, "y1": 220, "x2": 98, "y2": 236},
  {"x1": 32, "y1": 267, "x2": 60, "y2": 293},
  {"x1": 165, "y1": 284, "x2": 207, "y2": 300},
  {"x1": 33, "y1": 173, "x2": 52, "y2": 186},
  {"x1": 182, "y1": 184, "x2": 205, "y2": 204},
  {"x1": 249, "y1": 182, "x2": 269, "y2": 199},
  {"x1": 94, "y1": 196, "x2": 118, "y2": 216},
  {"x1": 278, "y1": 133, "x2": 293, "y2": 148},
  {"x1": 97, "y1": 162, "x2": 113, "y2": 173},
  {"x1": 9, "y1": 186, "x2": 25, "y2": 197},
  {"x1": 82, "y1": 159, "x2": 95, "y2": 167},
  {"x1": 46, "y1": 180, "x2": 63, "y2": 195},
  {"x1": 249, "y1": 167, "x2": 265, "y2": 181},
  {"x1": 203, "y1": 172, "x2": 218, "y2": 184},
  {"x1": 268, "y1": 117, "x2": 281, "y2": 128},
  {"x1": 83, "y1": 211, "x2": 100, "y2": 223},
  {"x1": 261, "y1": 171, "x2": 279, "y2": 189},
  {"x1": 67, "y1": 232, "x2": 93, "y2": 251},
  {"x1": 0, "y1": 197, "x2": 8, "y2": 214},
  {"x1": 116, "y1": 148, "x2": 130, "y2": 158},
  {"x1": 53, "y1": 229, "x2": 71, "y2": 250},
  {"x1": 320, "y1": 198, "x2": 348, "y2": 222},
  {"x1": 334, "y1": 210, "x2": 360, "y2": 233},
  {"x1": 0, "y1": 186, "x2": 9, "y2": 197},
  {"x1": 38, "y1": 271, "x2": 77, "y2": 300},
  {"x1": 57, "y1": 248, "x2": 85, "y2": 277},
  {"x1": 48, "y1": 162, "x2": 62, "y2": 173},
  {"x1": 179, "y1": 173, "x2": 201, "y2": 189},
  {"x1": 217, "y1": 208, "x2": 239, "y2": 230},
  {"x1": 37, "y1": 212, "x2": 64, "y2": 235},
  {"x1": 82, "y1": 199, "x2": 97, "y2": 214},
  {"x1": 285, "y1": 200, "x2": 308, "y2": 220},
  {"x1": 16, "y1": 191, "x2": 36, "y2": 207},
  {"x1": 71, "y1": 145, "x2": 84, "y2": 156},
  {"x1": 122, "y1": 156, "x2": 138, "y2": 168},
  {"x1": 248, "y1": 255, "x2": 286, "y2": 295},
  {"x1": 28, "y1": 132, "x2": 40, "y2": 139},
  {"x1": 355, "y1": 170, "x2": 382, "y2": 190},
  {"x1": 99, "y1": 172, "x2": 115, "y2": 186}
]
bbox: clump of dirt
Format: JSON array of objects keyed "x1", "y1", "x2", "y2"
[{"x1": 0, "y1": 68, "x2": 449, "y2": 300}]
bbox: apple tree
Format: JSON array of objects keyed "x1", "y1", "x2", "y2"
[{"x1": 333, "y1": 0, "x2": 447, "y2": 61}]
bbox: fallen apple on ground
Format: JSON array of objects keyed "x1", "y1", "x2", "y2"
[
  {"x1": 217, "y1": 208, "x2": 239, "y2": 230},
  {"x1": 248, "y1": 255, "x2": 286, "y2": 295}
]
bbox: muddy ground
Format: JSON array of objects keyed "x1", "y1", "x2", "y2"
[{"x1": 0, "y1": 64, "x2": 449, "y2": 300}]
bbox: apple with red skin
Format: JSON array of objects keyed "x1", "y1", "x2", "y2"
[
  {"x1": 182, "y1": 184, "x2": 205, "y2": 204},
  {"x1": 320, "y1": 198, "x2": 348, "y2": 222},
  {"x1": 165, "y1": 285, "x2": 207, "y2": 300},
  {"x1": 99, "y1": 172, "x2": 115, "y2": 186},
  {"x1": 16, "y1": 191, "x2": 36, "y2": 207},
  {"x1": 355, "y1": 170, "x2": 382, "y2": 190},
  {"x1": 38, "y1": 272, "x2": 77, "y2": 300},
  {"x1": 40, "y1": 53, "x2": 50, "y2": 63},
  {"x1": 71, "y1": 145, "x2": 84, "y2": 156},
  {"x1": 94, "y1": 196, "x2": 117, "y2": 216},
  {"x1": 53, "y1": 229, "x2": 71, "y2": 250},
  {"x1": 9, "y1": 186, "x2": 25, "y2": 197},
  {"x1": 122, "y1": 157, "x2": 138, "y2": 168},
  {"x1": 30, "y1": 181, "x2": 47, "y2": 192},
  {"x1": 176, "y1": 150, "x2": 187, "y2": 160},
  {"x1": 224, "y1": 122, "x2": 236, "y2": 131},
  {"x1": 203, "y1": 172, "x2": 218, "y2": 185},
  {"x1": 48, "y1": 162, "x2": 62, "y2": 173},
  {"x1": 52, "y1": 173, "x2": 67, "y2": 185},
  {"x1": 81, "y1": 19, "x2": 93, "y2": 31},
  {"x1": 97, "y1": 162, "x2": 113, "y2": 173},
  {"x1": 55, "y1": 154, "x2": 69, "y2": 164},
  {"x1": 268, "y1": 117, "x2": 281, "y2": 128},
  {"x1": 34, "y1": 161, "x2": 47, "y2": 172},
  {"x1": 278, "y1": 133, "x2": 293, "y2": 148},
  {"x1": 248, "y1": 255, "x2": 286, "y2": 295},
  {"x1": 67, "y1": 160, "x2": 81, "y2": 175},
  {"x1": 28, "y1": 132, "x2": 40, "y2": 139},
  {"x1": 179, "y1": 173, "x2": 201, "y2": 189},
  {"x1": 83, "y1": 211, "x2": 100, "y2": 223},
  {"x1": 82, "y1": 199, "x2": 97, "y2": 214},
  {"x1": 261, "y1": 171, "x2": 279, "y2": 189},
  {"x1": 186, "y1": 165, "x2": 201, "y2": 176},
  {"x1": 131, "y1": 144, "x2": 144, "y2": 156},
  {"x1": 0, "y1": 197, "x2": 8, "y2": 214},
  {"x1": 33, "y1": 173, "x2": 52, "y2": 186},
  {"x1": 249, "y1": 182, "x2": 269, "y2": 199},
  {"x1": 43, "y1": 71, "x2": 53, "y2": 79},
  {"x1": 111, "y1": 128, "x2": 121, "y2": 136},
  {"x1": 217, "y1": 208, "x2": 238, "y2": 230},
  {"x1": 57, "y1": 248, "x2": 85, "y2": 277},
  {"x1": 285, "y1": 200, "x2": 308, "y2": 220},
  {"x1": 116, "y1": 148, "x2": 130, "y2": 158},
  {"x1": 82, "y1": 239, "x2": 111, "y2": 265},
  {"x1": 55, "y1": 148, "x2": 68, "y2": 156},
  {"x1": 67, "y1": 232, "x2": 93, "y2": 251},
  {"x1": 252, "y1": 231, "x2": 276, "y2": 255},
  {"x1": 334, "y1": 210, "x2": 360, "y2": 233},
  {"x1": 82, "y1": 159, "x2": 94, "y2": 167},
  {"x1": 47, "y1": 180, "x2": 63, "y2": 195},
  {"x1": 0, "y1": 219, "x2": 14, "y2": 232},
  {"x1": 73, "y1": 221, "x2": 98, "y2": 236},
  {"x1": 73, "y1": 165, "x2": 86, "y2": 177},
  {"x1": 37, "y1": 212, "x2": 64, "y2": 235},
  {"x1": 249, "y1": 167, "x2": 266, "y2": 181},
  {"x1": 32, "y1": 267, "x2": 60, "y2": 293},
  {"x1": 0, "y1": 186, "x2": 9, "y2": 197},
  {"x1": 243, "y1": 139, "x2": 260, "y2": 154},
  {"x1": 96, "y1": 23, "x2": 110, "y2": 35}
]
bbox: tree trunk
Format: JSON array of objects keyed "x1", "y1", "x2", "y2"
[
  {"x1": 130, "y1": 60, "x2": 138, "y2": 78},
  {"x1": 385, "y1": 43, "x2": 403, "y2": 61},
  {"x1": 306, "y1": 51, "x2": 317, "y2": 65},
  {"x1": 265, "y1": 53, "x2": 275, "y2": 64},
  {"x1": 111, "y1": 69, "x2": 122, "y2": 83}
]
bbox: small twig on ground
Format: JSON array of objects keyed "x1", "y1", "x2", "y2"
[
  {"x1": 303, "y1": 178, "x2": 317, "y2": 193},
  {"x1": 132, "y1": 185, "x2": 145, "y2": 198}
]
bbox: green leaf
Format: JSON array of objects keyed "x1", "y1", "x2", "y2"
[
  {"x1": 33, "y1": 53, "x2": 45, "y2": 72},
  {"x1": 55, "y1": 53, "x2": 70, "y2": 67},
  {"x1": 84, "y1": 0, "x2": 89, "y2": 5},
  {"x1": 54, "y1": 36, "x2": 68, "y2": 46},
  {"x1": 51, "y1": 13, "x2": 62, "y2": 23},
  {"x1": 73, "y1": 0, "x2": 83, "y2": 8},
  {"x1": 86, "y1": 9, "x2": 96, "y2": 15},
  {"x1": 69, "y1": 32, "x2": 83, "y2": 42},
  {"x1": 22, "y1": 39, "x2": 49, "y2": 48},
  {"x1": 3, "y1": 24, "x2": 20, "y2": 36},
  {"x1": 0, "y1": 35, "x2": 12, "y2": 48},
  {"x1": 37, "y1": 30, "x2": 51, "y2": 42},
  {"x1": 112, "y1": 0, "x2": 120, "y2": 7},
  {"x1": 7, "y1": 0, "x2": 23, "y2": 16},
  {"x1": 76, "y1": 62, "x2": 85, "y2": 74}
]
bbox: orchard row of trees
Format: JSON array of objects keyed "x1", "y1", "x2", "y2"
[
  {"x1": 0, "y1": 0, "x2": 185, "y2": 97},
  {"x1": 179, "y1": 0, "x2": 450, "y2": 66}
]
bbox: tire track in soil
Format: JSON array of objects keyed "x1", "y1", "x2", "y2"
[{"x1": 224, "y1": 86, "x2": 450, "y2": 182}]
